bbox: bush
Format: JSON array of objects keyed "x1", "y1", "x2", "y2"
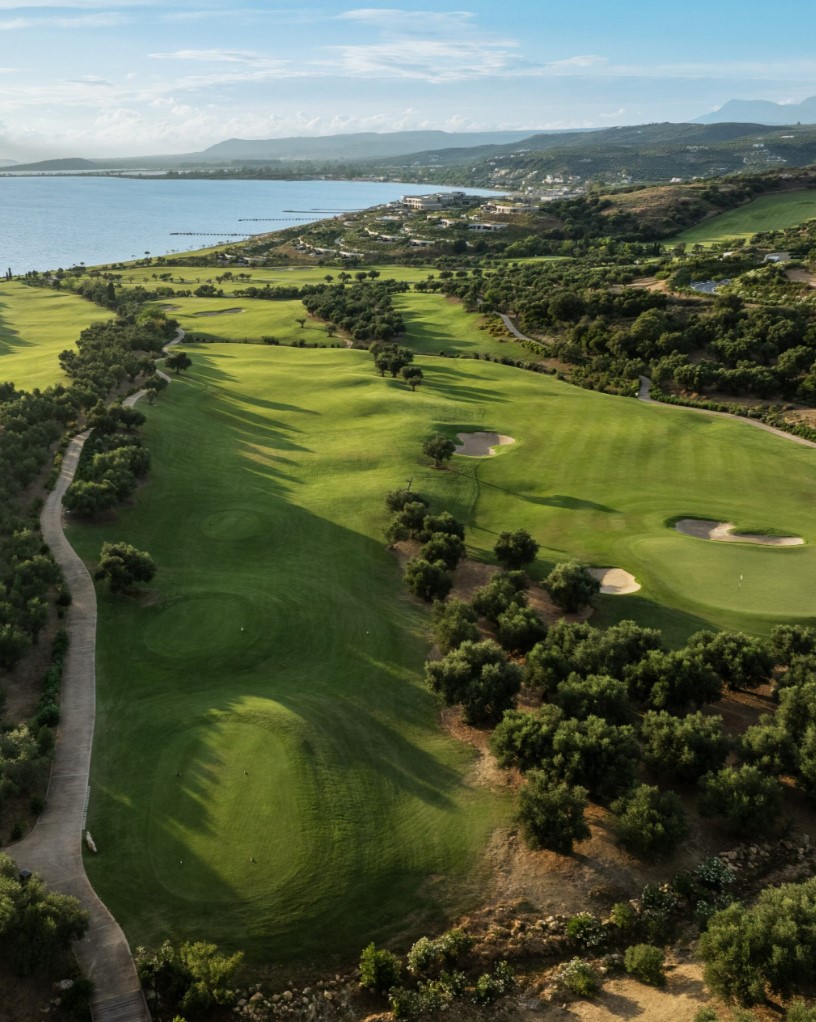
[
  {"x1": 431, "y1": 599, "x2": 479, "y2": 653},
  {"x1": 403, "y1": 558, "x2": 452, "y2": 602},
  {"x1": 640, "y1": 711, "x2": 729, "y2": 783},
  {"x1": 472, "y1": 961, "x2": 515, "y2": 1005},
  {"x1": 359, "y1": 943, "x2": 401, "y2": 994},
  {"x1": 610, "y1": 902, "x2": 637, "y2": 932},
  {"x1": 557, "y1": 957, "x2": 599, "y2": 997},
  {"x1": 566, "y1": 913, "x2": 607, "y2": 950},
  {"x1": 518, "y1": 775, "x2": 590, "y2": 853},
  {"x1": 553, "y1": 673, "x2": 631, "y2": 724},
  {"x1": 426, "y1": 640, "x2": 521, "y2": 725},
  {"x1": 496, "y1": 605, "x2": 546, "y2": 653},
  {"x1": 544, "y1": 560, "x2": 600, "y2": 612},
  {"x1": 406, "y1": 929, "x2": 472, "y2": 978},
  {"x1": 421, "y1": 532, "x2": 465, "y2": 570},
  {"x1": 698, "y1": 765, "x2": 783, "y2": 837},
  {"x1": 490, "y1": 705, "x2": 563, "y2": 772},
  {"x1": 494, "y1": 529, "x2": 539, "y2": 570},
  {"x1": 624, "y1": 944, "x2": 666, "y2": 986},
  {"x1": 700, "y1": 876, "x2": 816, "y2": 1004},
  {"x1": 547, "y1": 715, "x2": 639, "y2": 803},
  {"x1": 471, "y1": 571, "x2": 528, "y2": 621},
  {"x1": 611, "y1": 784, "x2": 689, "y2": 860}
]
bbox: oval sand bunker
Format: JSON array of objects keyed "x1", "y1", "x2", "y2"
[
  {"x1": 589, "y1": 567, "x2": 641, "y2": 595},
  {"x1": 674, "y1": 519, "x2": 804, "y2": 546},
  {"x1": 455, "y1": 431, "x2": 516, "y2": 457}
]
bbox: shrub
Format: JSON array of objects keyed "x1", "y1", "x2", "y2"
[
  {"x1": 687, "y1": 630, "x2": 773, "y2": 690},
  {"x1": 359, "y1": 943, "x2": 401, "y2": 994},
  {"x1": 553, "y1": 673, "x2": 631, "y2": 724},
  {"x1": 472, "y1": 961, "x2": 515, "y2": 1005},
  {"x1": 496, "y1": 605, "x2": 547, "y2": 653},
  {"x1": 566, "y1": 913, "x2": 607, "y2": 950},
  {"x1": 493, "y1": 529, "x2": 539, "y2": 570},
  {"x1": 518, "y1": 775, "x2": 590, "y2": 853},
  {"x1": 490, "y1": 705, "x2": 563, "y2": 772},
  {"x1": 700, "y1": 877, "x2": 816, "y2": 1004},
  {"x1": 403, "y1": 558, "x2": 452, "y2": 602},
  {"x1": 471, "y1": 571, "x2": 528, "y2": 621},
  {"x1": 544, "y1": 560, "x2": 600, "y2": 612},
  {"x1": 698, "y1": 765, "x2": 783, "y2": 837},
  {"x1": 385, "y1": 488, "x2": 428, "y2": 513},
  {"x1": 611, "y1": 784, "x2": 689, "y2": 860},
  {"x1": 624, "y1": 944, "x2": 666, "y2": 986},
  {"x1": 426, "y1": 640, "x2": 521, "y2": 725},
  {"x1": 421, "y1": 532, "x2": 466, "y2": 570},
  {"x1": 547, "y1": 715, "x2": 639, "y2": 802},
  {"x1": 557, "y1": 957, "x2": 599, "y2": 997},
  {"x1": 609, "y1": 902, "x2": 637, "y2": 932},
  {"x1": 431, "y1": 599, "x2": 479, "y2": 653},
  {"x1": 640, "y1": 711, "x2": 729, "y2": 783}
]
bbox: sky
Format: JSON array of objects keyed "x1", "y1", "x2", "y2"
[{"x1": 2, "y1": 0, "x2": 816, "y2": 160}]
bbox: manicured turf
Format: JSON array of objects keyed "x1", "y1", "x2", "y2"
[
  {"x1": 396, "y1": 293, "x2": 532, "y2": 360},
  {"x1": 0, "y1": 281, "x2": 113, "y2": 390},
  {"x1": 72, "y1": 345, "x2": 816, "y2": 964},
  {"x1": 72, "y1": 347, "x2": 510, "y2": 964},
  {"x1": 154, "y1": 296, "x2": 341, "y2": 347},
  {"x1": 103, "y1": 262, "x2": 436, "y2": 292},
  {"x1": 673, "y1": 190, "x2": 816, "y2": 247}
]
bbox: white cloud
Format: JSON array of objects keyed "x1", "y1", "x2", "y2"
[
  {"x1": 149, "y1": 49, "x2": 271, "y2": 65},
  {"x1": 0, "y1": 11, "x2": 125, "y2": 28}
]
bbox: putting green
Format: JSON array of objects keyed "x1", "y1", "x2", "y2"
[{"x1": 72, "y1": 344, "x2": 816, "y2": 963}]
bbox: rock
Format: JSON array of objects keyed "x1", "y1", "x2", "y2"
[
  {"x1": 250, "y1": 992, "x2": 263, "y2": 1003},
  {"x1": 282, "y1": 991, "x2": 293, "y2": 1002},
  {"x1": 56, "y1": 980, "x2": 74, "y2": 991}
]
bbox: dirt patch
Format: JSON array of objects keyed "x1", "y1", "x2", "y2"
[
  {"x1": 787, "y1": 267, "x2": 816, "y2": 287},
  {"x1": 548, "y1": 960, "x2": 709, "y2": 1022},
  {"x1": 192, "y1": 307, "x2": 245, "y2": 317},
  {"x1": 588, "y1": 567, "x2": 641, "y2": 595},
  {"x1": 674, "y1": 518, "x2": 804, "y2": 546},
  {"x1": 455, "y1": 431, "x2": 516, "y2": 457}
]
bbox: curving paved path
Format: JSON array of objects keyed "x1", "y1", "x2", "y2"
[
  {"x1": 637, "y1": 375, "x2": 816, "y2": 450},
  {"x1": 497, "y1": 312, "x2": 549, "y2": 345},
  {"x1": 4, "y1": 329, "x2": 185, "y2": 1022}
]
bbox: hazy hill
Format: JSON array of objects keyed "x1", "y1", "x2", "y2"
[
  {"x1": 195, "y1": 130, "x2": 545, "y2": 163},
  {"x1": 4, "y1": 157, "x2": 99, "y2": 172},
  {"x1": 695, "y1": 96, "x2": 816, "y2": 125}
]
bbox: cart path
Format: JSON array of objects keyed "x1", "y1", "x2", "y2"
[
  {"x1": 637, "y1": 375, "x2": 816, "y2": 449},
  {"x1": 3, "y1": 328, "x2": 184, "y2": 1022},
  {"x1": 497, "y1": 312, "x2": 548, "y2": 344}
]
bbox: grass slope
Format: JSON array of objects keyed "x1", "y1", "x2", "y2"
[
  {"x1": 673, "y1": 190, "x2": 816, "y2": 247},
  {"x1": 0, "y1": 282, "x2": 113, "y2": 390},
  {"x1": 74, "y1": 347, "x2": 508, "y2": 964},
  {"x1": 110, "y1": 263, "x2": 435, "y2": 291},
  {"x1": 73, "y1": 346, "x2": 816, "y2": 963},
  {"x1": 395, "y1": 293, "x2": 531, "y2": 360}
]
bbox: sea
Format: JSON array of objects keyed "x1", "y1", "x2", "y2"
[{"x1": 0, "y1": 176, "x2": 493, "y2": 273}]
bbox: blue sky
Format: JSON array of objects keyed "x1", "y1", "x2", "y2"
[{"x1": 1, "y1": 0, "x2": 816, "y2": 159}]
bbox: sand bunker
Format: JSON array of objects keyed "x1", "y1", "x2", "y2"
[
  {"x1": 674, "y1": 519, "x2": 804, "y2": 546},
  {"x1": 454, "y1": 432, "x2": 516, "y2": 457},
  {"x1": 193, "y1": 307, "x2": 245, "y2": 317},
  {"x1": 589, "y1": 567, "x2": 641, "y2": 595}
]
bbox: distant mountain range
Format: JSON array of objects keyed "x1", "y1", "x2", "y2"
[
  {"x1": 2, "y1": 130, "x2": 550, "y2": 172},
  {"x1": 694, "y1": 96, "x2": 816, "y2": 125}
]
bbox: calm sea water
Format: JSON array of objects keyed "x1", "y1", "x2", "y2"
[{"x1": 0, "y1": 177, "x2": 490, "y2": 273}]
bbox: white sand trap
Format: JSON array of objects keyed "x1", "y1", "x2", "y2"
[
  {"x1": 589, "y1": 567, "x2": 641, "y2": 595},
  {"x1": 193, "y1": 307, "x2": 245, "y2": 317},
  {"x1": 674, "y1": 519, "x2": 804, "y2": 546},
  {"x1": 455, "y1": 431, "x2": 516, "y2": 457}
]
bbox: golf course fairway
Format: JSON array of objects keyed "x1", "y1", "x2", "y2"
[{"x1": 70, "y1": 344, "x2": 816, "y2": 962}]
